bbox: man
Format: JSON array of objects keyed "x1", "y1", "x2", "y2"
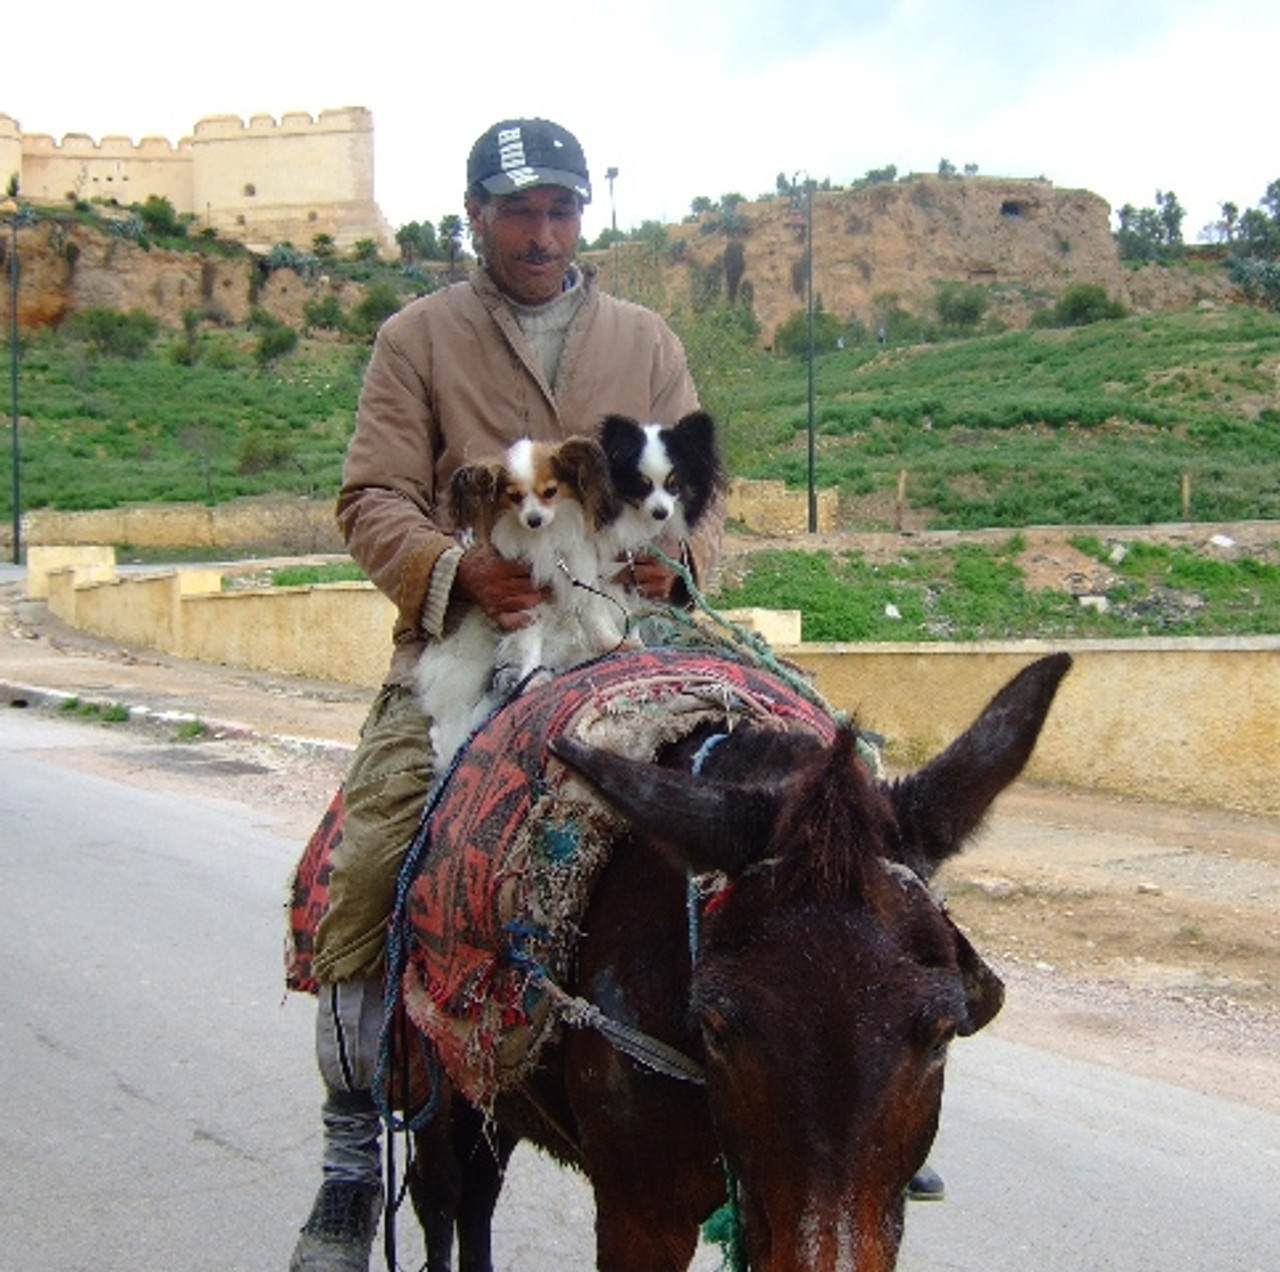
[{"x1": 290, "y1": 117, "x2": 719, "y2": 1272}]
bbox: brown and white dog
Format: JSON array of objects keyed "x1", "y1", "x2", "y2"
[{"x1": 415, "y1": 435, "x2": 626, "y2": 765}]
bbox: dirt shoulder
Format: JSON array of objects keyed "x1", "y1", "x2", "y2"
[{"x1": 940, "y1": 782, "x2": 1280, "y2": 1114}]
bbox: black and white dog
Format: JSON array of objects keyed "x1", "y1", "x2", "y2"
[{"x1": 596, "y1": 410, "x2": 725, "y2": 578}]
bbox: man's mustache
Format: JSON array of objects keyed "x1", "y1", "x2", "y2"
[{"x1": 516, "y1": 248, "x2": 561, "y2": 265}]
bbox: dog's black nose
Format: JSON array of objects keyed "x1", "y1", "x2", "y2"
[
  {"x1": 526, "y1": 513, "x2": 544, "y2": 528},
  {"x1": 651, "y1": 507, "x2": 669, "y2": 521}
]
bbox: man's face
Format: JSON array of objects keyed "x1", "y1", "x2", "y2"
[{"x1": 466, "y1": 184, "x2": 583, "y2": 306}]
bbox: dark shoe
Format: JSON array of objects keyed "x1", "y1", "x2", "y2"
[
  {"x1": 906, "y1": 1163, "x2": 946, "y2": 1202},
  {"x1": 290, "y1": 1180, "x2": 382, "y2": 1271}
]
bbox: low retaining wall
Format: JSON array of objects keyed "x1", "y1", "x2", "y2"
[
  {"x1": 22, "y1": 499, "x2": 345, "y2": 554},
  {"x1": 37, "y1": 550, "x2": 1280, "y2": 815}
]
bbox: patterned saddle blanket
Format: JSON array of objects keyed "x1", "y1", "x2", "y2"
[{"x1": 286, "y1": 646, "x2": 838, "y2": 1106}]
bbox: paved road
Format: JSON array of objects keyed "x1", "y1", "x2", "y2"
[{"x1": 1, "y1": 709, "x2": 1276, "y2": 1271}]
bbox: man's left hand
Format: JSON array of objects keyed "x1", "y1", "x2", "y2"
[{"x1": 614, "y1": 551, "x2": 677, "y2": 601}]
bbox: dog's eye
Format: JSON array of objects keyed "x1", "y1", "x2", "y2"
[
  {"x1": 506, "y1": 490, "x2": 524, "y2": 506},
  {"x1": 541, "y1": 485, "x2": 558, "y2": 501},
  {"x1": 664, "y1": 474, "x2": 680, "y2": 494}
]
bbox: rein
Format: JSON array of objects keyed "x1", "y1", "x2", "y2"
[{"x1": 540, "y1": 978, "x2": 706, "y2": 1084}]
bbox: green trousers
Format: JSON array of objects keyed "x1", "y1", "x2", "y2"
[{"x1": 312, "y1": 684, "x2": 437, "y2": 985}]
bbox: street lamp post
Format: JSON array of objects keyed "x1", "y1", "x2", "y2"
[
  {"x1": 2, "y1": 192, "x2": 19, "y2": 565},
  {"x1": 605, "y1": 167, "x2": 619, "y2": 233},
  {"x1": 793, "y1": 172, "x2": 817, "y2": 534},
  {"x1": 605, "y1": 167, "x2": 619, "y2": 292}
]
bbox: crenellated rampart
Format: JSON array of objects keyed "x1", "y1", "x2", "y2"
[{"x1": 1, "y1": 107, "x2": 392, "y2": 253}]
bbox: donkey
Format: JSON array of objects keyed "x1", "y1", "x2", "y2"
[{"x1": 400, "y1": 650, "x2": 1072, "y2": 1271}]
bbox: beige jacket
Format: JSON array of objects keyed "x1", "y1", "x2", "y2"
[{"x1": 337, "y1": 265, "x2": 716, "y2": 686}]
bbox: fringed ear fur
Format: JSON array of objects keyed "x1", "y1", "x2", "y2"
[
  {"x1": 554, "y1": 435, "x2": 620, "y2": 530},
  {"x1": 448, "y1": 462, "x2": 503, "y2": 547}
]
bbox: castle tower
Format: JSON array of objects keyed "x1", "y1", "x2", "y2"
[
  {"x1": 0, "y1": 107, "x2": 394, "y2": 256},
  {"x1": 190, "y1": 107, "x2": 393, "y2": 253}
]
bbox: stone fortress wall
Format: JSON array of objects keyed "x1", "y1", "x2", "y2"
[{"x1": 0, "y1": 107, "x2": 393, "y2": 253}]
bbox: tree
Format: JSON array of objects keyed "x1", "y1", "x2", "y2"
[
  {"x1": 1115, "y1": 191, "x2": 1185, "y2": 263},
  {"x1": 1225, "y1": 178, "x2": 1280, "y2": 308},
  {"x1": 773, "y1": 301, "x2": 848, "y2": 356},
  {"x1": 396, "y1": 220, "x2": 441, "y2": 264},
  {"x1": 1156, "y1": 190, "x2": 1185, "y2": 251},
  {"x1": 591, "y1": 227, "x2": 626, "y2": 250},
  {"x1": 689, "y1": 196, "x2": 715, "y2": 217},
  {"x1": 933, "y1": 281, "x2": 989, "y2": 332},
  {"x1": 439, "y1": 214, "x2": 465, "y2": 272},
  {"x1": 1232, "y1": 180, "x2": 1280, "y2": 259},
  {"x1": 723, "y1": 241, "x2": 746, "y2": 305},
  {"x1": 857, "y1": 165, "x2": 897, "y2": 188},
  {"x1": 937, "y1": 158, "x2": 957, "y2": 178}
]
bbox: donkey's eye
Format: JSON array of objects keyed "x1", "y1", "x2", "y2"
[{"x1": 923, "y1": 1018, "x2": 957, "y2": 1065}]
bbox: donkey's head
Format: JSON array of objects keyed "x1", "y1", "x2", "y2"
[{"x1": 552, "y1": 653, "x2": 1070, "y2": 1271}]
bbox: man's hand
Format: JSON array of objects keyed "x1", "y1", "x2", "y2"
[
  {"x1": 613, "y1": 551, "x2": 678, "y2": 602},
  {"x1": 454, "y1": 546, "x2": 548, "y2": 631}
]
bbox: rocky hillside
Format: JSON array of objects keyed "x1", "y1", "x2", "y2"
[
  {"x1": 591, "y1": 174, "x2": 1234, "y2": 342},
  {"x1": 4, "y1": 217, "x2": 368, "y2": 333},
  {"x1": 5, "y1": 174, "x2": 1235, "y2": 343}
]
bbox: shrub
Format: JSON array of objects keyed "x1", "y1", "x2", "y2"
[
  {"x1": 254, "y1": 322, "x2": 299, "y2": 367},
  {"x1": 66, "y1": 307, "x2": 160, "y2": 359},
  {"x1": 773, "y1": 304, "x2": 850, "y2": 356},
  {"x1": 236, "y1": 431, "x2": 296, "y2": 473},
  {"x1": 137, "y1": 195, "x2": 184, "y2": 238},
  {"x1": 347, "y1": 281, "x2": 404, "y2": 336},
  {"x1": 303, "y1": 293, "x2": 346, "y2": 331},
  {"x1": 933, "y1": 281, "x2": 990, "y2": 332},
  {"x1": 1031, "y1": 283, "x2": 1127, "y2": 328}
]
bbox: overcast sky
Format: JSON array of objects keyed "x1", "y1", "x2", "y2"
[{"x1": 6, "y1": 0, "x2": 1277, "y2": 245}]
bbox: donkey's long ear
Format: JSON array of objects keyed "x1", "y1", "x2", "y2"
[
  {"x1": 890, "y1": 652, "x2": 1071, "y2": 874},
  {"x1": 554, "y1": 436, "x2": 620, "y2": 530},
  {"x1": 550, "y1": 736, "x2": 782, "y2": 876},
  {"x1": 449, "y1": 462, "x2": 502, "y2": 545}
]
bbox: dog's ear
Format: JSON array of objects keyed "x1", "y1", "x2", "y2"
[
  {"x1": 599, "y1": 414, "x2": 642, "y2": 470},
  {"x1": 554, "y1": 436, "x2": 620, "y2": 530},
  {"x1": 449, "y1": 462, "x2": 502, "y2": 545},
  {"x1": 667, "y1": 410, "x2": 727, "y2": 526}
]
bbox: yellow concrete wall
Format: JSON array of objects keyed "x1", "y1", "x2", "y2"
[
  {"x1": 174, "y1": 583, "x2": 394, "y2": 684},
  {"x1": 727, "y1": 478, "x2": 839, "y2": 535},
  {"x1": 48, "y1": 569, "x2": 182, "y2": 650},
  {"x1": 24, "y1": 498, "x2": 344, "y2": 552},
  {"x1": 36, "y1": 560, "x2": 1280, "y2": 815},
  {"x1": 26, "y1": 545, "x2": 117, "y2": 599},
  {"x1": 788, "y1": 639, "x2": 1280, "y2": 815}
]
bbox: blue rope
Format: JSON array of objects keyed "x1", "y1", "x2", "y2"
[{"x1": 371, "y1": 717, "x2": 481, "y2": 1133}]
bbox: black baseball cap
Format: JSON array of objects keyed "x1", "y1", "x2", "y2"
[{"x1": 467, "y1": 118, "x2": 592, "y2": 204}]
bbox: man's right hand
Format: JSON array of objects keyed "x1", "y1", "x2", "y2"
[{"x1": 453, "y1": 546, "x2": 548, "y2": 632}]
